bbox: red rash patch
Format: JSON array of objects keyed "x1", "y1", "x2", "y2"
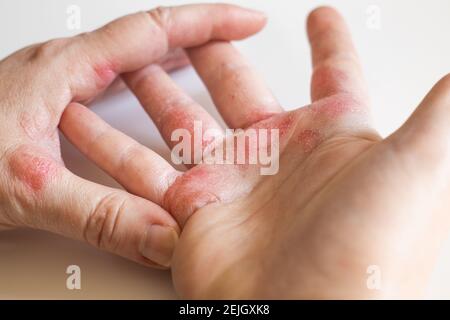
[
  {"x1": 163, "y1": 167, "x2": 221, "y2": 226},
  {"x1": 310, "y1": 94, "x2": 358, "y2": 121},
  {"x1": 253, "y1": 113, "x2": 295, "y2": 138},
  {"x1": 311, "y1": 65, "x2": 348, "y2": 99},
  {"x1": 8, "y1": 149, "x2": 57, "y2": 193},
  {"x1": 276, "y1": 114, "x2": 295, "y2": 138},
  {"x1": 321, "y1": 98, "x2": 351, "y2": 119},
  {"x1": 93, "y1": 62, "x2": 118, "y2": 90},
  {"x1": 297, "y1": 129, "x2": 321, "y2": 153}
]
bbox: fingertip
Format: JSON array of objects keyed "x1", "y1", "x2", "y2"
[
  {"x1": 433, "y1": 73, "x2": 450, "y2": 95},
  {"x1": 215, "y1": 4, "x2": 268, "y2": 39},
  {"x1": 308, "y1": 6, "x2": 341, "y2": 22},
  {"x1": 240, "y1": 7, "x2": 268, "y2": 35},
  {"x1": 242, "y1": 7, "x2": 268, "y2": 25},
  {"x1": 307, "y1": 6, "x2": 343, "y2": 35},
  {"x1": 415, "y1": 73, "x2": 450, "y2": 112},
  {"x1": 221, "y1": 3, "x2": 267, "y2": 20}
]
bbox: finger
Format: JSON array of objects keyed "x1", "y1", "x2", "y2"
[
  {"x1": 387, "y1": 74, "x2": 450, "y2": 171},
  {"x1": 307, "y1": 7, "x2": 367, "y2": 102},
  {"x1": 188, "y1": 41, "x2": 282, "y2": 129},
  {"x1": 65, "y1": 4, "x2": 267, "y2": 102},
  {"x1": 60, "y1": 103, "x2": 180, "y2": 205},
  {"x1": 94, "y1": 49, "x2": 189, "y2": 102},
  {"x1": 7, "y1": 147, "x2": 179, "y2": 268},
  {"x1": 123, "y1": 65, "x2": 224, "y2": 162}
]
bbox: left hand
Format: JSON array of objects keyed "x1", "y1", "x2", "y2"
[{"x1": 0, "y1": 4, "x2": 267, "y2": 268}]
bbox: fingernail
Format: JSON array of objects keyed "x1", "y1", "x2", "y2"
[{"x1": 140, "y1": 225, "x2": 178, "y2": 268}]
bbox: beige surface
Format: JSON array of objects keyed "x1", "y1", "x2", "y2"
[{"x1": 1, "y1": 0, "x2": 450, "y2": 299}]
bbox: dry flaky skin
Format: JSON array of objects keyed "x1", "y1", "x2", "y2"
[{"x1": 62, "y1": 7, "x2": 450, "y2": 299}]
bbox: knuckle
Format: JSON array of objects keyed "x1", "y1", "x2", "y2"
[
  {"x1": 6, "y1": 145, "x2": 59, "y2": 195},
  {"x1": 30, "y1": 38, "x2": 71, "y2": 61},
  {"x1": 0, "y1": 144, "x2": 62, "y2": 228},
  {"x1": 148, "y1": 6, "x2": 170, "y2": 31},
  {"x1": 84, "y1": 192, "x2": 126, "y2": 251}
]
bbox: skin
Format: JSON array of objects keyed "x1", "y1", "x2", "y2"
[
  {"x1": 60, "y1": 6, "x2": 450, "y2": 299},
  {"x1": 0, "y1": 6, "x2": 450, "y2": 299},
  {"x1": 0, "y1": 3, "x2": 268, "y2": 268}
]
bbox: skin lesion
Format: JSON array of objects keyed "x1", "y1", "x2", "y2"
[
  {"x1": 311, "y1": 64, "x2": 350, "y2": 99},
  {"x1": 163, "y1": 167, "x2": 223, "y2": 226},
  {"x1": 297, "y1": 129, "x2": 322, "y2": 153},
  {"x1": 7, "y1": 145, "x2": 59, "y2": 194},
  {"x1": 92, "y1": 62, "x2": 118, "y2": 91}
]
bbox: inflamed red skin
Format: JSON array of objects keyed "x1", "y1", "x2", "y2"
[{"x1": 8, "y1": 146, "x2": 59, "y2": 193}]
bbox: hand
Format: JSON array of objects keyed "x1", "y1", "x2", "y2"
[
  {"x1": 61, "y1": 7, "x2": 450, "y2": 299},
  {"x1": 0, "y1": 4, "x2": 267, "y2": 268}
]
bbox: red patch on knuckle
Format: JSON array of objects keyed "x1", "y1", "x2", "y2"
[
  {"x1": 93, "y1": 62, "x2": 118, "y2": 90},
  {"x1": 8, "y1": 146, "x2": 58, "y2": 193}
]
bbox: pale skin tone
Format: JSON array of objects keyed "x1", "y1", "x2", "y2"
[
  {"x1": 0, "y1": 4, "x2": 267, "y2": 267},
  {"x1": 1, "y1": 5, "x2": 450, "y2": 299}
]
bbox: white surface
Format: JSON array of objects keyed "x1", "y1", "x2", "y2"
[{"x1": 1, "y1": 0, "x2": 450, "y2": 299}]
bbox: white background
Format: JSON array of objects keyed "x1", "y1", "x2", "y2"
[{"x1": 0, "y1": 0, "x2": 450, "y2": 299}]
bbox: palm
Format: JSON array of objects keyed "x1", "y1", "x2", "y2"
[
  {"x1": 172, "y1": 89, "x2": 448, "y2": 298},
  {"x1": 169, "y1": 92, "x2": 370, "y2": 297},
  {"x1": 170, "y1": 93, "x2": 375, "y2": 298}
]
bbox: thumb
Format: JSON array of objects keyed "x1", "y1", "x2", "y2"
[
  {"x1": 8, "y1": 146, "x2": 179, "y2": 268},
  {"x1": 387, "y1": 74, "x2": 450, "y2": 174}
]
